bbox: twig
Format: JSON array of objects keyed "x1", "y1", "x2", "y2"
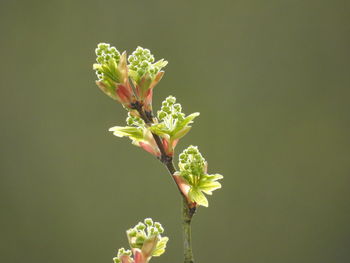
[{"x1": 135, "y1": 105, "x2": 196, "y2": 263}]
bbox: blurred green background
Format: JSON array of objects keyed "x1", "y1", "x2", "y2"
[{"x1": 1, "y1": 0, "x2": 349, "y2": 262}]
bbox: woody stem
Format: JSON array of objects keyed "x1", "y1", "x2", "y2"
[
  {"x1": 135, "y1": 105, "x2": 195, "y2": 263},
  {"x1": 135, "y1": 106, "x2": 187, "y2": 199},
  {"x1": 182, "y1": 198, "x2": 194, "y2": 263}
]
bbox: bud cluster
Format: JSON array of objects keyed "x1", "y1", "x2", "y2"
[
  {"x1": 127, "y1": 218, "x2": 166, "y2": 250},
  {"x1": 96, "y1": 43, "x2": 121, "y2": 64},
  {"x1": 113, "y1": 218, "x2": 168, "y2": 263},
  {"x1": 127, "y1": 47, "x2": 168, "y2": 112},
  {"x1": 157, "y1": 95, "x2": 184, "y2": 122},
  {"x1": 177, "y1": 146, "x2": 223, "y2": 207},
  {"x1": 128, "y1": 47, "x2": 163, "y2": 80},
  {"x1": 179, "y1": 145, "x2": 206, "y2": 178},
  {"x1": 150, "y1": 96, "x2": 200, "y2": 156},
  {"x1": 126, "y1": 112, "x2": 145, "y2": 127},
  {"x1": 95, "y1": 43, "x2": 121, "y2": 79},
  {"x1": 93, "y1": 43, "x2": 167, "y2": 111}
]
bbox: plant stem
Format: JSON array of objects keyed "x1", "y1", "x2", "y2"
[
  {"x1": 182, "y1": 198, "x2": 194, "y2": 263},
  {"x1": 136, "y1": 107, "x2": 187, "y2": 199},
  {"x1": 137, "y1": 106, "x2": 196, "y2": 263}
]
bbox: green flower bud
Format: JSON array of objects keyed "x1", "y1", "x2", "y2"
[
  {"x1": 144, "y1": 218, "x2": 153, "y2": 226},
  {"x1": 173, "y1": 103, "x2": 182, "y2": 112},
  {"x1": 135, "y1": 236, "x2": 145, "y2": 247},
  {"x1": 166, "y1": 96, "x2": 176, "y2": 105},
  {"x1": 162, "y1": 106, "x2": 171, "y2": 114},
  {"x1": 154, "y1": 222, "x2": 164, "y2": 233},
  {"x1": 127, "y1": 228, "x2": 137, "y2": 237},
  {"x1": 126, "y1": 117, "x2": 134, "y2": 126},
  {"x1": 141, "y1": 61, "x2": 149, "y2": 68},
  {"x1": 136, "y1": 222, "x2": 146, "y2": 231},
  {"x1": 158, "y1": 111, "x2": 167, "y2": 120},
  {"x1": 126, "y1": 113, "x2": 145, "y2": 127}
]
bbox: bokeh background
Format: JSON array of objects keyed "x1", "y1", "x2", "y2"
[{"x1": 1, "y1": 0, "x2": 349, "y2": 262}]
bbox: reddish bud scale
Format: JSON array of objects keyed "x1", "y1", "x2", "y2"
[
  {"x1": 173, "y1": 174, "x2": 196, "y2": 207},
  {"x1": 143, "y1": 89, "x2": 153, "y2": 112},
  {"x1": 139, "y1": 142, "x2": 161, "y2": 157},
  {"x1": 133, "y1": 249, "x2": 146, "y2": 263},
  {"x1": 120, "y1": 255, "x2": 133, "y2": 263},
  {"x1": 162, "y1": 138, "x2": 179, "y2": 156},
  {"x1": 116, "y1": 83, "x2": 135, "y2": 107}
]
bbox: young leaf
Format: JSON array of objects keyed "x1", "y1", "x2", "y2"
[
  {"x1": 152, "y1": 237, "x2": 169, "y2": 257},
  {"x1": 189, "y1": 188, "x2": 208, "y2": 207}
]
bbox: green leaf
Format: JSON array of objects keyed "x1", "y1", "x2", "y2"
[
  {"x1": 152, "y1": 237, "x2": 169, "y2": 257},
  {"x1": 93, "y1": 63, "x2": 102, "y2": 71},
  {"x1": 172, "y1": 126, "x2": 191, "y2": 140},
  {"x1": 149, "y1": 124, "x2": 170, "y2": 137},
  {"x1": 109, "y1": 126, "x2": 143, "y2": 140},
  {"x1": 182, "y1": 112, "x2": 200, "y2": 127},
  {"x1": 153, "y1": 59, "x2": 168, "y2": 69},
  {"x1": 189, "y1": 188, "x2": 208, "y2": 207},
  {"x1": 128, "y1": 70, "x2": 139, "y2": 82},
  {"x1": 205, "y1": 173, "x2": 224, "y2": 181},
  {"x1": 100, "y1": 60, "x2": 119, "y2": 83},
  {"x1": 96, "y1": 80, "x2": 118, "y2": 100},
  {"x1": 173, "y1": 112, "x2": 199, "y2": 131},
  {"x1": 198, "y1": 181, "x2": 222, "y2": 193},
  {"x1": 141, "y1": 235, "x2": 159, "y2": 258},
  {"x1": 137, "y1": 73, "x2": 153, "y2": 97}
]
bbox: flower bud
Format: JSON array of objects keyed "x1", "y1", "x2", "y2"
[{"x1": 144, "y1": 218, "x2": 153, "y2": 226}]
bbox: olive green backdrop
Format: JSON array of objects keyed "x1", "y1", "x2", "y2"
[{"x1": 1, "y1": 0, "x2": 349, "y2": 262}]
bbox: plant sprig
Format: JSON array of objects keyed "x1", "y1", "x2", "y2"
[{"x1": 93, "y1": 43, "x2": 223, "y2": 263}]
